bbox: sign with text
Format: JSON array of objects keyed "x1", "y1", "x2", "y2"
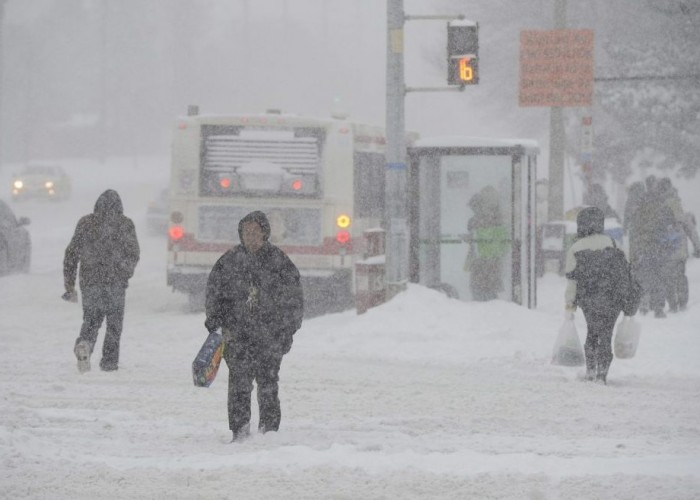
[{"x1": 519, "y1": 29, "x2": 594, "y2": 107}]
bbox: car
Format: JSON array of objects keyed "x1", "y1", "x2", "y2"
[
  {"x1": 0, "y1": 199, "x2": 31, "y2": 275},
  {"x1": 11, "y1": 164, "x2": 72, "y2": 201},
  {"x1": 146, "y1": 188, "x2": 169, "y2": 236}
]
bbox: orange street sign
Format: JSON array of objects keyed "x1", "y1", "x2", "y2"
[{"x1": 519, "y1": 29, "x2": 594, "y2": 107}]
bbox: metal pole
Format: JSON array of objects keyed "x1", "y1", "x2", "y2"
[
  {"x1": 385, "y1": 0, "x2": 408, "y2": 296},
  {"x1": 0, "y1": 0, "x2": 6, "y2": 170},
  {"x1": 547, "y1": 0, "x2": 567, "y2": 222},
  {"x1": 99, "y1": 0, "x2": 107, "y2": 163}
]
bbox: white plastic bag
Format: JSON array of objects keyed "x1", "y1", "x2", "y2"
[
  {"x1": 552, "y1": 318, "x2": 585, "y2": 366},
  {"x1": 614, "y1": 316, "x2": 641, "y2": 359}
]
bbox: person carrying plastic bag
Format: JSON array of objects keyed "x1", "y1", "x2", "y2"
[{"x1": 564, "y1": 206, "x2": 641, "y2": 384}]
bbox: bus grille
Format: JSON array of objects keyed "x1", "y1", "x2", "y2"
[
  {"x1": 198, "y1": 205, "x2": 322, "y2": 246},
  {"x1": 202, "y1": 129, "x2": 320, "y2": 176}
]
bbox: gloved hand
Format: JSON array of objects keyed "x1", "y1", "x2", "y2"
[
  {"x1": 280, "y1": 329, "x2": 295, "y2": 355},
  {"x1": 61, "y1": 290, "x2": 78, "y2": 303},
  {"x1": 204, "y1": 317, "x2": 219, "y2": 335}
]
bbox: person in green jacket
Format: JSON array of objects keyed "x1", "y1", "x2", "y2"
[{"x1": 464, "y1": 186, "x2": 509, "y2": 301}]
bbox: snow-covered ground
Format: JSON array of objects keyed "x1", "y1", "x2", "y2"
[{"x1": 1, "y1": 158, "x2": 700, "y2": 499}]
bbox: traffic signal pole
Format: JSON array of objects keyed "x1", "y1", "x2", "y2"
[
  {"x1": 385, "y1": 2, "x2": 473, "y2": 298},
  {"x1": 0, "y1": 0, "x2": 6, "y2": 170},
  {"x1": 547, "y1": 0, "x2": 567, "y2": 222},
  {"x1": 385, "y1": 0, "x2": 408, "y2": 297}
]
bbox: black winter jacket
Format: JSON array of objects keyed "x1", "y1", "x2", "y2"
[
  {"x1": 64, "y1": 190, "x2": 140, "y2": 291},
  {"x1": 205, "y1": 241, "x2": 304, "y2": 348}
]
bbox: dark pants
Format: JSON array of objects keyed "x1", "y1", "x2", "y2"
[
  {"x1": 639, "y1": 257, "x2": 670, "y2": 314},
  {"x1": 75, "y1": 284, "x2": 126, "y2": 366},
  {"x1": 581, "y1": 307, "x2": 620, "y2": 378},
  {"x1": 666, "y1": 260, "x2": 687, "y2": 310},
  {"x1": 470, "y1": 257, "x2": 503, "y2": 301},
  {"x1": 224, "y1": 338, "x2": 284, "y2": 434}
]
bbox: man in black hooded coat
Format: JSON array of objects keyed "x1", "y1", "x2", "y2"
[
  {"x1": 205, "y1": 211, "x2": 304, "y2": 441},
  {"x1": 64, "y1": 189, "x2": 140, "y2": 372}
]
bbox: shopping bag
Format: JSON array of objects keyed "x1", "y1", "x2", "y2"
[
  {"x1": 551, "y1": 318, "x2": 585, "y2": 366},
  {"x1": 614, "y1": 316, "x2": 641, "y2": 359},
  {"x1": 192, "y1": 332, "x2": 224, "y2": 387}
]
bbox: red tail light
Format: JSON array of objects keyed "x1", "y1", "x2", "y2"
[
  {"x1": 291, "y1": 179, "x2": 302, "y2": 191},
  {"x1": 220, "y1": 177, "x2": 231, "y2": 189},
  {"x1": 169, "y1": 225, "x2": 184, "y2": 241},
  {"x1": 336, "y1": 230, "x2": 350, "y2": 244}
]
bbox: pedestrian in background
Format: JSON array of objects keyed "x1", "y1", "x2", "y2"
[
  {"x1": 623, "y1": 182, "x2": 648, "y2": 312},
  {"x1": 565, "y1": 207, "x2": 633, "y2": 384},
  {"x1": 63, "y1": 189, "x2": 140, "y2": 372},
  {"x1": 634, "y1": 177, "x2": 678, "y2": 317},
  {"x1": 205, "y1": 211, "x2": 304, "y2": 442}
]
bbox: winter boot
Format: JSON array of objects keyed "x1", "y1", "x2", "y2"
[
  {"x1": 584, "y1": 350, "x2": 597, "y2": 382},
  {"x1": 595, "y1": 364, "x2": 609, "y2": 385},
  {"x1": 230, "y1": 424, "x2": 250, "y2": 443},
  {"x1": 99, "y1": 359, "x2": 118, "y2": 372},
  {"x1": 74, "y1": 340, "x2": 91, "y2": 373}
]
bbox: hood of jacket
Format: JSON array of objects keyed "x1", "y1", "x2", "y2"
[
  {"x1": 94, "y1": 189, "x2": 124, "y2": 217},
  {"x1": 237, "y1": 210, "x2": 271, "y2": 243},
  {"x1": 576, "y1": 206, "x2": 605, "y2": 238}
]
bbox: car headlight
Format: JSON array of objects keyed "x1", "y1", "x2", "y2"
[
  {"x1": 45, "y1": 181, "x2": 54, "y2": 189},
  {"x1": 13, "y1": 180, "x2": 23, "y2": 189}
]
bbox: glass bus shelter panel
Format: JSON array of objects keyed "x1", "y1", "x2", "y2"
[
  {"x1": 418, "y1": 154, "x2": 513, "y2": 301},
  {"x1": 417, "y1": 155, "x2": 441, "y2": 290},
  {"x1": 442, "y1": 155, "x2": 513, "y2": 301}
]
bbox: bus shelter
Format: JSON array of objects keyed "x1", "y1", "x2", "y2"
[{"x1": 407, "y1": 137, "x2": 539, "y2": 308}]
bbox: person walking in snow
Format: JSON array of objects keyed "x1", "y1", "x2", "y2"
[
  {"x1": 654, "y1": 178, "x2": 700, "y2": 312},
  {"x1": 634, "y1": 177, "x2": 679, "y2": 317},
  {"x1": 623, "y1": 182, "x2": 648, "y2": 312},
  {"x1": 564, "y1": 206, "x2": 635, "y2": 384},
  {"x1": 674, "y1": 212, "x2": 700, "y2": 311},
  {"x1": 204, "y1": 211, "x2": 304, "y2": 442},
  {"x1": 63, "y1": 189, "x2": 140, "y2": 372}
]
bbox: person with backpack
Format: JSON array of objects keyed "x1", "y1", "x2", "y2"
[{"x1": 564, "y1": 206, "x2": 638, "y2": 384}]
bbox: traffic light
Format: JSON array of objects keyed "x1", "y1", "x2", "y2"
[
  {"x1": 447, "y1": 21, "x2": 479, "y2": 85},
  {"x1": 449, "y1": 56, "x2": 478, "y2": 85}
]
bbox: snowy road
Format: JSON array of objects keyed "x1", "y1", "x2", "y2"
[{"x1": 1, "y1": 158, "x2": 700, "y2": 499}]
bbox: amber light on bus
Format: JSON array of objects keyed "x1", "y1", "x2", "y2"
[
  {"x1": 336, "y1": 214, "x2": 351, "y2": 229},
  {"x1": 169, "y1": 225, "x2": 184, "y2": 241}
]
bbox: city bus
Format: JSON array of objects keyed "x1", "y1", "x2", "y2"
[{"x1": 167, "y1": 107, "x2": 396, "y2": 312}]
